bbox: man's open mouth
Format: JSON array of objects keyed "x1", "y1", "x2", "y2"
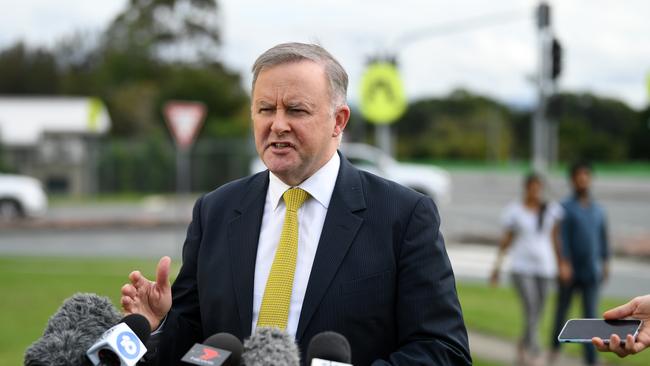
[{"x1": 270, "y1": 142, "x2": 294, "y2": 148}]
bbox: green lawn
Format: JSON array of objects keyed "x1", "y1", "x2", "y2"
[
  {"x1": 1, "y1": 256, "x2": 646, "y2": 365},
  {"x1": 0, "y1": 256, "x2": 178, "y2": 365},
  {"x1": 472, "y1": 358, "x2": 505, "y2": 366}
]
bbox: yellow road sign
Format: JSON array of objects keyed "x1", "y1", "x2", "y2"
[
  {"x1": 359, "y1": 61, "x2": 407, "y2": 124},
  {"x1": 647, "y1": 71, "x2": 650, "y2": 103},
  {"x1": 87, "y1": 98, "x2": 104, "y2": 132}
]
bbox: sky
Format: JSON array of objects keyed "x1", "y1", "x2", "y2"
[{"x1": 1, "y1": 0, "x2": 649, "y2": 109}]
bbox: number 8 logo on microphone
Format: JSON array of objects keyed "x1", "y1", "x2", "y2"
[{"x1": 117, "y1": 332, "x2": 141, "y2": 359}]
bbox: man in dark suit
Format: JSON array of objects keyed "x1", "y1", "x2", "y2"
[{"x1": 121, "y1": 42, "x2": 471, "y2": 365}]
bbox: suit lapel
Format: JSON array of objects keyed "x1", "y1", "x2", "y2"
[
  {"x1": 296, "y1": 155, "x2": 366, "y2": 340},
  {"x1": 227, "y1": 171, "x2": 268, "y2": 337}
]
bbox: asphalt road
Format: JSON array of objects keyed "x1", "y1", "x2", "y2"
[
  {"x1": 1, "y1": 170, "x2": 648, "y2": 298},
  {"x1": 439, "y1": 170, "x2": 650, "y2": 255}
]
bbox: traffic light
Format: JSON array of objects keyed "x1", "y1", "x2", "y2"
[
  {"x1": 537, "y1": 2, "x2": 551, "y2": 29},
  {"x1": 551, "y1": 38, "x2": 562, "y2": 80}
]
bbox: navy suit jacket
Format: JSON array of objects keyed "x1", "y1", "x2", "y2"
[{"x1": 153, "y1": 153, "x2": 471, "y2": 365}]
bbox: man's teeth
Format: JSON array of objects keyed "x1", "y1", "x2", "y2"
[{"x1": 274, "y1": 143, "x2": 290, "y2": 148}]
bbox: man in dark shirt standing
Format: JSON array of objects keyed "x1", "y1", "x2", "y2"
[{"x1": 550, "y1": 161, "x2": 610, "y2": 365}]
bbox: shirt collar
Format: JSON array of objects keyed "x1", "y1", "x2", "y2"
[
  {"x1": 570, "y1": 193, "x2": 593, "y2": 207},
  {"x1": 268, "y1": 152, "x2": 340, "y2": 211}
]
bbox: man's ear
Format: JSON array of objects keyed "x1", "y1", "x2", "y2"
[{"x1": 333, "y1": 105, "x2": 351, "y2": 137}]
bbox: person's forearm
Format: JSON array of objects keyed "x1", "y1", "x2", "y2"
[
  {"x1": 493, "y1": 231, "x2": 513, "y2": 270},
  {"x1": 551, "y1": 222, "x2": 566, "y2": 263}
]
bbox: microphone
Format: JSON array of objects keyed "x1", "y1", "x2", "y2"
[
  {"x1": 86, "y1": 314, "x2": 150, "y2": 366},
  {"x1": 24, "y1": 293, "x2": 123, "y2": 366},
  {"x1": 180, "y1": 332, "x2": 243, "y2": 366},
  {"x1": 307, "y1": 331, "x2": 352, "y2": 366},
  {"x1": 241, "y1": 327, "x2": 300, "y2": 366}
]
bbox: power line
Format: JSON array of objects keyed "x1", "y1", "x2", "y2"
[{"x1": 388, "y1": 8, "x2": 530, "y2": 52}]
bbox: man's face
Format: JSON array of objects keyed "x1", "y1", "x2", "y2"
[
  {"x1": 572, "y1": 167, "x2": 592, "y2": 194},
  {"x1": 252, "y1": 60, "x2": 349, "y2": 185}
]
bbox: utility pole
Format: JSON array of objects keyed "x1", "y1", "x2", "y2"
[
  {"x1": 532, "y1": 2, "x2": 562, "y2": 174},
  {"x1": 532, "y1": 1, "x2": 551, "y2": 174}
]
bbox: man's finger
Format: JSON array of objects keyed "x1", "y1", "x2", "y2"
[
  {"x1": 121, "y1": 284, "x2": 137, "y2": 298},
  {"x1": 625, "y1": 335, "x2": 638, "y2": 354},
  {"x1": 129, "y1": 270, "x2": 152, "y2": 289},
  {"x1": 608, "y1": 334, "x2": 630, "y2": 358},
  {"x1": 592, "y1": 337, "x2": 608, "y2": 351},
  {"x1": 632, "y1": 340, "x2": 647, "y2": 354},
  {"x1": 121, "y1": 296, "x2": 135, "y2": 311},
  {"x1": 156, "y1": 256, "x2": 171, "y2": 289},
  {"x1": 603, "y1": 299, "x2": 637, "y2": 319}
]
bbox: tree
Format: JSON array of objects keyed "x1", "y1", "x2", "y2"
[
  {"x1": 554, "y1": 93, "x2": 639, "y2": 161},
  {"x1": 0, "y1": 42, "x2": 61, "y2": 94},
  {"x1": 629, "y1": 105, "x2": 650, "y2": 160},
  {"x1": 394, "y1": 89, "x2": 514, "y2": 161},
  {"x1": 51, "y1": 0, "x2": 249, "y2": 139},
  {"x1": 103, "y1": 0, "x2": 221, "y2": 63}
]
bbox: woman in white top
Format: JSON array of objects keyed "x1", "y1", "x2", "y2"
[{"x1": 490, "y1": 173, "x2": 567, "y2": 366}]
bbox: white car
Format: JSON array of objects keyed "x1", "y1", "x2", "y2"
[
  {"x1": 0, "y1": 173, "x2": 48, "y2": 220},
  {"x1": 250, "y1": 143, "x2": 451, "y2": 204}
]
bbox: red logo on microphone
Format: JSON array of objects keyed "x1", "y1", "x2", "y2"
[{"x1": 200, "y1": 348, "x2": 219, "y2": 360}]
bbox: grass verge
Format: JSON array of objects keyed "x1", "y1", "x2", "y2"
[
  {"x1": 0, "y1": 256, "x2": 178, "y2": 364},
  {"x1": 458, "y1": 282, "x2": 650, "y2": 365}
]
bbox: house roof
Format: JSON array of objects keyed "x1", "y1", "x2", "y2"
[{"x1": 0, "y1": 97, "x2": 111, "y2": 146}]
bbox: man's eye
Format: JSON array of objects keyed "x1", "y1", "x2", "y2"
[
  {"x1": 289, "y1": 108, "x2": 307, "y2": 114},
  {"x1": 258, "y1": 107, "x2": 273, "y2": 113}
]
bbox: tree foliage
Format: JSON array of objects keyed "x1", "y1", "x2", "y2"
[
  {"x1": 395, "y1": 89, "x2": 514, "y2": 161},
  {"x1": 0, "y1": 43, "x2": 60, "y2": 94},
  {"x1": 0, "y1": 0, "x2": 248, "y2": 141},
  {"x1": 391, "y1": 90, "x2": 649, "y2": 162},
  {"x1": 552, "y1": 92, "x2": 646, "y2": 161},
  {"x1": 104, "y1": 0, "x2": 221, "y2": 62}
]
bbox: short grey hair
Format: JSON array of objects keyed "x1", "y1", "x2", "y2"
[{"x1": 251, "y1": 42, "x2": 348, "y2": 107}]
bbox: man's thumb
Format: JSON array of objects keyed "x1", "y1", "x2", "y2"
[
  {"x1": 156, "y1": 256, "x2": 172, "y2": 289},
  {"x1": 603, "y1": 299, "x2": 636, "y2": 320}
]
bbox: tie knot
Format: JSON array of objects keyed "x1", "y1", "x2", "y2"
[{"x1": 283, "y1": 188, "x2": 309, "y2": 212}]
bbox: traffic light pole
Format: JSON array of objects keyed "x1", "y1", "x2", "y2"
[
  {"x1": 376, "y1": 124, "x2": 394, "y2": 157},
  {"x1": 532, "y1": 25, "x2": 551, "y2": 174},
  {"x1": 532, "y1": 1, "x2": 560, "y2": 175}
]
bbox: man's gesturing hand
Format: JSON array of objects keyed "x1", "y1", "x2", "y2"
[
  {"x1": 121, "y1": 256, "x2": 172, "y2": 331},
  {"x1": 592, "y1": 295, "x2": 650, "y2": 357}
]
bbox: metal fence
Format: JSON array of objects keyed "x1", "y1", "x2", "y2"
[{"x1": 96, "y1": 137, "x2": 256, "y2": 194}]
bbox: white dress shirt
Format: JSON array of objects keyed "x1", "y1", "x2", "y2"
[{"x1": 252, "y1": 152, "x2": 340, "y2": 337}]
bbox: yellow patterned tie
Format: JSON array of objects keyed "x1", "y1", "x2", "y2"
[{"x1": 257, "y1": 188, "x2": 310, "y2": 329}]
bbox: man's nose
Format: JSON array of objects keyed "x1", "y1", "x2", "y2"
[{"x1": 270, "y1": 110, "x2": 291, "y2": 135}]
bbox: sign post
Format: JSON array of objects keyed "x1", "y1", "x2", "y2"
[
  {"x1": 359, "y1": 59, "x2": 407, "y2": 157},
  {"x1": 163, "y1": 100, "x2": 206, "y2": 194}
]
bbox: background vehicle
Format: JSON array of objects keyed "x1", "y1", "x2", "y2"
[
  {"x1": 0, "y1": 173, "x2": 48, "y2": 220},
  {"x1": 250, "y1": 143, "x2": 451, "y2": 204}
]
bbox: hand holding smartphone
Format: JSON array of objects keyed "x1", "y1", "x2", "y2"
[{"x1": 558, "y1": 319, "x2": 643, "y2": 344}]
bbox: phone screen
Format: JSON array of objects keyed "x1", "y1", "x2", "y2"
[{"x1": 558, "y1": 319, "x2": 642, "y2": 343}]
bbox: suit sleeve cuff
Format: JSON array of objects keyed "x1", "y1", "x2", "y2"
[{"x1": 151, "y1": 314, "x2": 168, "y2": 335}]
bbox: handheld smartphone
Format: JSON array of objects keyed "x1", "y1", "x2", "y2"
[{"x1": 557, "y1": 319, "x2": 643, "y2": 344}]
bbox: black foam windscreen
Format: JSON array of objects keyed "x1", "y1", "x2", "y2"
[
  {"x1": 306, "y1": 331, "x2": 352, "y2": 363},
  {"x1": 120, "y1": 313, "x2": 151, "y2": 344},
  {"x1": 203, "y1": 333, "x2": 243, "y2": 366}
]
